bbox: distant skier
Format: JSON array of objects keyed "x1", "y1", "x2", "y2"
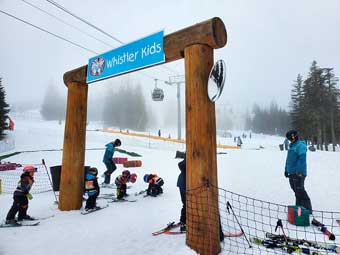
[
  {"x1": 284, "y1": 130, "x2": 312, "y2": 213},
  {"x1": 84, "y1": 167, "x2": 100, "y2": 211},
  {"x1": 102, "y1": 139, "x2": 121, "y2": 185},
  {"x1": 237, "y1": 136, "x2": 243, "y2": 147},
  {"x1": 115, "y1": 170, "x2": 137, "y2": 200},
  {"x1": 143, "y1": 173, "x2": 164, "y2": 197},
  {"x1": 5, "y1": 165, "x2": 37, "y2": 225}
]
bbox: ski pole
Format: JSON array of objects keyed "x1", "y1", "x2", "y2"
[
  {"x1": 226, "y1": 201, "x2": 252, "y2": 248},
  {"x1": 42, "y1": 159, "x2": 58, "y2": 204},
  {"x1": 275, "y1": 219, "x2": 288, "y2": 244}
]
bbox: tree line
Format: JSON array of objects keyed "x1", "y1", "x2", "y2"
[
  {"x1": 0, "y1": 77, "x2": 10, "y2": 140},
  {"x1": 246, "y1": 61, "x2": 340, "y2": 150}
]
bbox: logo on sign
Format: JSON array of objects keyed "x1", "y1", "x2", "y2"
[{"x1": 90, "y1": 57, "x2": 106, "y2": 76}]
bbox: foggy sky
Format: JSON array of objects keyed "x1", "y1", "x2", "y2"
[{"x1": 1, "y1": 0, "x2": 340, "y2": 113}]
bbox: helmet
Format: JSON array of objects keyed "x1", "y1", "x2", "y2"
[
  {"x1": 122, "y1": 170, "x2": 130, "y2": 177},
  {"x1": 88, "y1": 167, "x2": 98, "y2": 176},
  {"x1": 286, "y1": 130, "x2": 298, "y2": 141},
  {"x1": 129, "y1": 173, "x2": 137, "y2": 183},
  {"x1": 143, "y1": 174, "x2": 150, "y2": 183},
  {"x1": 23, "y1": 165, "x2": 37, "y2": 173},
  {"x1": 114, "y1": 139, "x2": 122, "y2": 147}
]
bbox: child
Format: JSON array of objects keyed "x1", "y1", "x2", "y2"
[
  {"x1": 102, "y1": 139, "x2": 121, "y2": 185},
  {"x1": 5, "y1": 165, "x2": 37, "y2": 225},
  {"x1": 143, "y1": 173, "x2": 164, "y2": 197},
  {"x1": 115, "y1": 170, "x2": 137, "y2": 200},
  {"x1": 84, "y1": 167, "x2": 100, "y2": 210}
]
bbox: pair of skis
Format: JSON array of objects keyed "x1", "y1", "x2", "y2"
[
  {"x1": 152, "y1": 221, "x2": 244, "y2": 237},
  {"x1": 0, "y1": 215, "x2": 54, "y2": 228},
  {"x1": 265, "y1": 232, "x2": 340, "y2": 254}
]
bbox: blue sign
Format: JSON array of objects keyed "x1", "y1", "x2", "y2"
[{"x1": 86, "y1": 31, "x2": 165, "y2": 83}]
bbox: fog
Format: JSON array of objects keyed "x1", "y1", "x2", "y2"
[{"x1": 1, "y1": 0, "x2": 340, "y2": 123}]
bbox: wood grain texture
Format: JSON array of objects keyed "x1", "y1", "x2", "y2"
[
  {"x1": 185, "y1": 44, "x2": 220, "y2": 255},
  {"x1": 59, "y1": 82, "x2": 88, "y2": 211}
]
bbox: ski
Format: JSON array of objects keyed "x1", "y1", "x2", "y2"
[
  {"x1": 0, "y1": 221, "x2": 40, "y2": 228},
  {"x1": 152, "y1": 222, "x2": 181, "y2": 236},
  {"x1": 81, "y1": 204, "x2": 109, "y2": 215},
  {"x1": 224, "y1": 232, "x2": 244, "y2": 237},
  {"x1": 134, "y1": 190, "x2": 147, "y2": 196},
  {"x1": 266, "y1": 232, "x2": 340, "y2": 254},
  {"x1": 251, "y1": 236, "x2": 322, "y2": 255},
  {"x1": 109, "y1": 198, "x2": 137, "y2": 203},
  {"x1": 312, "y1": 218, "x2": 336, "y2": 241},
  {"x1": 163, "y1": 230, "x2": 243, "y2": 237}
]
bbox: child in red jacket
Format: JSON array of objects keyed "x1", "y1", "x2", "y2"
[{"x1": 115, "y1": 170, "x2": 137, "y2": 199}]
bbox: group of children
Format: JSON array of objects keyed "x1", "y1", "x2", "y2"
[{"x1": 4, "y1": 138, "x2": 165, "y2": 224}]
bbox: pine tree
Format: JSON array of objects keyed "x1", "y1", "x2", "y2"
[{"x1": 0, "y1": 77, "x2": 10, "y2": 140}]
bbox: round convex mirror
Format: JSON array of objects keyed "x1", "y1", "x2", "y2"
[{"x1": 207, "y1": 59, "x2": 226, "y2": 102}]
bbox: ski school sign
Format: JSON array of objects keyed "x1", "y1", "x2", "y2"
[{"x1": 86, "y1": 31, "x2": 165, "y2": 83}]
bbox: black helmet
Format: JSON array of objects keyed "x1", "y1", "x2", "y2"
[
  {"x1": 114, "y1": 139, "x2": 121, "y2": 147},
  {"x1": 88, "y1": 167, "x2": 98, "y2": 176},
  {"x1": 286, "y1": 130, "x2": 298, "y2": 141}
]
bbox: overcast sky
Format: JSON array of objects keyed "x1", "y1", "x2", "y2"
[{"x1": 1, "y1": 0, "x2": 340, "y2": 114}]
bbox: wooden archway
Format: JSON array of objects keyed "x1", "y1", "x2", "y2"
[{"x1": 61, "y1": 17, "x2": 227, "y2": 255}]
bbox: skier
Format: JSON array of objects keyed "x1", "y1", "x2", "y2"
[
  {"x1": 143, "y1": 173, "x2": 164, "y2": 197},
  {"x1": 5, "y1": 165, "x2": 37, "y2": 225},
  {"x1": 115, "y1": 170, "x2": 137, "y2": 200},
  {"x1": 284, "y1": 130, "x2": 312, "y2": 213},
  {"x1": 177, "y1": 155, "x2": 186, "y2": 232},
  {"x1": 102, "y1": 139, "x2": 121, "y2": 186},
  {"x1": 84, "y1": 167, "x2": 100, "y2": 210},
  {"x1": 237, "y1": 136, "x2": 243, "y2": 147}
]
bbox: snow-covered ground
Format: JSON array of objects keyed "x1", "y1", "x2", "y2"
[{"x1": 0, "y1": 113, "x2": 340, "y2": 255}]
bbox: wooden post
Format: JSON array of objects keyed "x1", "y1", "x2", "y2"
[
  {"x1": 59, "y1": 81, "x2": 88, "y2": 210},
  {"x1": 185, "y1": 44, "x2": 220, "y2": 254}
]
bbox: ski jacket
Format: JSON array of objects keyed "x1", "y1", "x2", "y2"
[
  {"x1": 14, "y1": 172, "x2": 34, "y2": 196},
  {"x1": 177, "y1": 158, "x2": 186, "y2": 191},
  {"x1": 115, "y1": 174, "x2": 129, "y2": 187},
  {"x1": 146, "y1": 174, "x2": 164, "y2": 187},
  {"x1": 85, "y1": 173, "x2": 99, "y2": 196},
  {"x1": 102, "y1": 142, "x2": 115, "y2": 164},
  {"x1": 285, "y1": 140, "x2": 307, "y2": 176}
]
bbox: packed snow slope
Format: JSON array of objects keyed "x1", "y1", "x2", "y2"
[{"x1": 0, "y1": 113, "x2": 339, "y2": 255}]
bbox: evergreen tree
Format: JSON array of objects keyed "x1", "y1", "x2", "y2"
[{"x1": 0, "y1": 77, "x2": 10, "y2": 140}]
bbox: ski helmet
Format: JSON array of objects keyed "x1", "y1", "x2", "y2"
[
  {"x1": 143, "y1": 174, "x2": 150, "y2": 183},
  {"x1": 114, "y1": 139, "x2": 122, "y2": 147},
  {"x1": 129, "y1": 173, "x2": 137, "y2": 183},
  {"x1": 122, "y1": 170, "x2": 130, "y2": 177},
  {"x1": 23, "y1": 165, "x2": 37, "y2": 173},
  {"x1": 88, "y1": 167, "x2": 98, "y2": 176},
  {"x1": 286, "y1": 130, "x2": 298, "y2": 141}
]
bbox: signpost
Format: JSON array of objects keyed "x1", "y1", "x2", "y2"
[{"x1": 86, "y1": 30, "x2": 165, "y2": 83}]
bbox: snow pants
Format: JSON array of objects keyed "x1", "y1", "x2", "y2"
[
  {"x1": 6, "y1": 194, "x2": 29, "y2": 221},
  {"x1": 289, "y1": 174, "x2": 312, "y2": 212},
  {"x1": 103, "y1": 161, "x2": 117, "y2": 184}
]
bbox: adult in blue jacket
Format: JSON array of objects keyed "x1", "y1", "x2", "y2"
[
  {"x1": 284, "y1": 130, "x2": 312, "y2": 212},
  {"x1": 102, "y1": 139, "x2": 121, "y2": 185}
]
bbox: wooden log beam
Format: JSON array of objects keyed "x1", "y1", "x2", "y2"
[
  {"x1": 185, "y1": 44, "x2": 220, "y2": 254},
  {"x1": 63, "y1": 17, "x2": 227, "y2": 85},
  {"x1": 59, "y1": 81, "x2": 88, "y2": 210}
]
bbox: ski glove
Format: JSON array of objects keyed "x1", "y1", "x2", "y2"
[
  {"x1": 26, "y1": 193, "x2": 33, "y2": 200},
  {"x1": 296, "y1": 172, "x2": 303, "y2": 177},
  {"x1": 284, "y1": 171, "x2": 289, "y2": 178}
]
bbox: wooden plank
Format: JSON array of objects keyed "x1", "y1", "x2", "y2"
[
  {"x1": 63, "y1": 17, "x2": 227, "y2": 85},
  {"x1": 185, "y1": 44, "x2": 220, "y2": 255},
  {"x1": 59, "y1": 82, "x2": 88, "y2": 210}
]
